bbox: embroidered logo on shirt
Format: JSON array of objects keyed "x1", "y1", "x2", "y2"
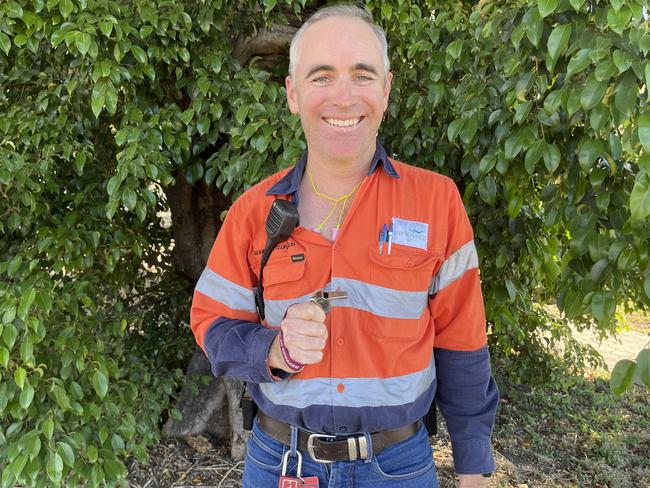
[{"x1": 391, "y1": 218, "x2": 428, "y2": 250}]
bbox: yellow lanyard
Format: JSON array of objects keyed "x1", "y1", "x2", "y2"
[{"x1": 306, "y1": 168, "x2": 364, "y2": 238}]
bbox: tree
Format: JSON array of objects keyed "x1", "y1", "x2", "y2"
[{"x1": 1, "y1": 0, "x2": 649, "y2": 485}]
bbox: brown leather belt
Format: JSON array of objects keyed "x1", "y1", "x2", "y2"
[{"x1": 257, "y1": 411, "x2": 419, "y2": 463}]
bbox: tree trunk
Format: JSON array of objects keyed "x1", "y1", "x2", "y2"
[{"x1": 162, "y1": 176, "x2": 250, "y2": 460}]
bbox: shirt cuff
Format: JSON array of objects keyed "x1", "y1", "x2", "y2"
[
  {"x1": 451, "y1": 439, "x2": 496, "y2": 475},
  {"x1": 248, "y1": 326, "x2": 292, "y2": 383}
]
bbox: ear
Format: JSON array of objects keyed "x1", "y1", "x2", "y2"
[
  {"x1": 382, "y1": 71, "x2": 393, "y2": 112},
  {"x1": 285, "y1": 75, "x2": 299, "y2": 115}
]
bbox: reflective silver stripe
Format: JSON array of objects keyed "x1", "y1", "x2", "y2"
[
  {"x1": 195, "y1": 267, "x2": 256, "y2": 313},
  {"x1": 259, "y1": 354, "x2": 436, "y2": 409},
  {"x1": 429, "y1": 241, "x2": 478, "y2": 295},
  {"x1": 263, "y1": 279, "x2": 428, "y2": 326},
  {"x1": 331, "y1": 277, "x2": 428, "y2": 320},
  {"x1": 264, "y1": 292, "x2": 313, "y2": 326}
]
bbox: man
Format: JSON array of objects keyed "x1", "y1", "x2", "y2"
[{"x1": 190, "y1": 5, "x2": 499, "y2": 487}]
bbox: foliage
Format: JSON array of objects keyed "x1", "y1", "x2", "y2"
[
  {"x1": 493, "y1": 374, "x2": 650, "y2": 486},
  {"x1": 610, "y1": 345, "x2": 650, "y2": 394},
  {"x1": 1, "y1": 0, "x2": 649, "y2": 485}
]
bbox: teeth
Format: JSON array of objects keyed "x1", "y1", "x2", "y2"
[{"x1": 325, "y1": 118, "x2": 360, "y2": 127}]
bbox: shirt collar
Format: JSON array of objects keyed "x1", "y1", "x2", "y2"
[{"x1": 266, "y1": 140, "x2": 399, "y2": 199}]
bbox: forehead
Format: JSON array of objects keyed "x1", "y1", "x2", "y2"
[{"x1": 295, "y1": 16, "x2": 383, "y2": 74}]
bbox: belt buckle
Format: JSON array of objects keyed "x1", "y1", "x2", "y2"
[{"x1": 307, "y1": 433, "x2": 336, "y2": 463}]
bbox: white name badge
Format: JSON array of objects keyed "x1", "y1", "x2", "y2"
[{"x1": 391, "y1": 218, "x2": 428, "y2": 250}]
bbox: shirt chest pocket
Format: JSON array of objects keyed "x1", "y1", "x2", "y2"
[
  {"x1": 367, "y1": 242, "x2": 442, "y2": 292},
  {"x1": 363, "y1": 242, "x2": 443, "y2": 340}
]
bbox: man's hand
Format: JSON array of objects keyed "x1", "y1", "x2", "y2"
[
  {"x1": 458, "y1": 474, "x2": 489, "y2": 487},
  {"x1": 268, "y1": 302, "x2": 328, "y2": 373}
]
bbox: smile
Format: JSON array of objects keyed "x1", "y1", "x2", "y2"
[{"x1": 324, "y1": 117, "x2": 362, "y2": 127}]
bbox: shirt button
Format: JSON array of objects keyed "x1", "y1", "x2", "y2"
[
  {"x1": 339, "y1": 426, "x2": 347, "y2": 433},
  {"x1": 337, "y1": 383, "x2": 344, "y2": 393},
  {"x1": 406, "y1": 259, "x2": 414, "y2": 268},
  {"x1": 337, "y1": 338, "x2": 345, "y2": 346}
]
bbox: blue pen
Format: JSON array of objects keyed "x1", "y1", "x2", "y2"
[
  {"x1": 387, "y1": 223, "x2": 393, "y2": 255},
  {"x1": 379, "y1": 224, "x2": 387, "y2": 255}
]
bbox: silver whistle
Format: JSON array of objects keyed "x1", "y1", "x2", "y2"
[{"x1": 309, "y1": 290, "x2": 347, "y2": 313}]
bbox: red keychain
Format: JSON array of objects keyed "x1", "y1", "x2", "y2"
[{"x1": 279, "y1": 450, "x2": 319, "y2": 488}]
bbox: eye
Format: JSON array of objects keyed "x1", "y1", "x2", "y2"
[
  {"x1": 312, "y1": 75, "x2": 330, "y2": 83},
  {"x1": 355, "y1": 74, "x2": 372, "y2": 81}
]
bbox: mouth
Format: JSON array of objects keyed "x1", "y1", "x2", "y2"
[{"x1": 324, "y1": 117, "x2": 364, "y2": 127}]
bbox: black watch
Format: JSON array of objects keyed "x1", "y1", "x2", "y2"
[{"x1": 482, "y1": 473, "x2": 493, "y2": 478}]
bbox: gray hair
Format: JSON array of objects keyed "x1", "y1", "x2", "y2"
[{"x1": 288, "y1": 4, "x2": 390, "y2": 81}]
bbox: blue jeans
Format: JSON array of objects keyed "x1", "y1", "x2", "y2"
[{"x1": 242, "y1": 419, "x2": 439, "y2": 487}]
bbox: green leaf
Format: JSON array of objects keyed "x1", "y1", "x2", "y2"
[
  {"x1": 614, "y1": 84, "x2": 636, "y2": 119},
  {"x1": 639, "y1": 113, "x2": 650, "y2": 151},
  {"x1": 99, "y1": 20, "x2": 113, "y2": 38},
  {"x1": 505, "y1": 132, "x2": 524, "y2": 160},
  {"x1": 580, "y1": 79, "x2": 607, "y2": 111},
  {"x1": 630, "y1": 172, "x2": 650, "y2": 223},
  {"x1": 446, "y1": 40, "x2": 463, "y2": 60},
  {"x1": 606, "y1": 5, "x2": 632, "y2": 35},
  {"x1": 459, "y1": 117, "x2": 477, "y2": 145},
  {"x1": 646, "y1": 63, "x2": 650, "y2": 97},
  {"x1": 74, "y1": 152, "x2": 86, "y2": 176},
  {"x1": 92, "y1": 370, "x2": 108, "y2": 398},
  {"x1": 0, "y1": 347, "x2": 8, "y2": 368},
  {"x1": 87, "y1": 445, "x2": 98, "y2": 463},
  {"x1": 197, "y1": 77, "x2": 210, "y2": 96},
  {"x1": 447, "y1": 118, "x2": 465, "y2": 143},
  {"x1": 76, "y1": 32, "x2": 91, "y2": 55},
  {"x1": 42, "y1": 418, "x2": 54, "y2": 441},
  {"x1": 566, "y1": 49, "x2": 592, "y2": 79},
  {"x1": 612, "y1": 49, "x2": 632, "y2": 73},
  {"x1": 547, "y1": 24, "x2": 571, "y2": 62},
  {"x1": 594, "y1": 59, "x2": 616, "y2": 81},
  {"x1": 610, "y1": 359, "x2": 636, "y2": 395},
  {"x1": 478, "y1": 176, "x2": 497, "y2": 204},
  {"x1": 634, "y1": 349, "x2": 650, "y2": 388},
  {"x1": 91, "y1": 81, "x2": 106, "y2": 118},
  {"x1": 543, "y1": 143, "x2": 561, "y2": 173},
  {"x1": 46, "y1": 452, "x2": 63, "y2": 483},
  {"x1": 180, "y1": 108, "x2": 194, "y2": 125},
  {"x1": 538, "y1": 0, "x2": 559, "y2": 18},
  {"x1": 59, "y1": 0, "x2": 73, "y2": 19},
  {"x1": 591, "y1": 291, "x2": 615, "y2": 322},
  {"x1": 0, "y1": 32, "x2": 11, "y2": 55},
  {"x1": 131, "y1": 45, "x2": 147, "y2": 63},
  {"x1": 507, "y1": 193, "x2": 524, "y2": 218},
  {"x1": 524, "y1": 8, "x2": 543, "y2": 47},
  {"x1": 57, "y1": 442, "x2": 75, "y2": 467},
  {"x1": 7, "y1": 1, "x2": 23, "y2": 17},
  {"x1": 525, "y1": 140, "x2": 544, "y2": 174},
  {"x1": 20, "y1": 382, "x2": 34, "y2": 409},
  {"x1": 514, "y1": 101, "x2": 532, "y2": 124},
  {"x1": 569, "y1": 0, "x2": 585, "y2": 11},
  {"x1": 18, "y1": 287, "x2": 36, "y2": 319},
  {"x1": 14, "y1": 367, "x2": 26, "y2": 389},
  {"x1": 578, "y1": 139, "x2": 603, "y2": 172},
  {"x1": 122, "y1": 189, "x2": 137, "y2": 211}
]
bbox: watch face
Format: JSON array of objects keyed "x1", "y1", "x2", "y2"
[{"x1": 482, "y1": 473, "x2": 493, "y2": 478}]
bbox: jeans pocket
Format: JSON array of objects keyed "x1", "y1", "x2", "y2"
[
  {"x1": 246, "y1": 423, "x2": 286, "y2": 470},
  {"x1": 371, "y1": 424, "x2": 436, "y2": 480}
]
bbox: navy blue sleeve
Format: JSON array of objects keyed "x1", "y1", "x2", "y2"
[
  {"x1": 203, "y1": 317, "x2": 291, "y2": 383},
  {"x1": 434, "y1": 346, "x2": 499, "y2": 474}
]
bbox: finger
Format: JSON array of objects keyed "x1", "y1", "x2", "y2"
[
  {"x1": 281, "y1": 318, "x2": 328, "y2": 339},
  {"x1": 286, "y1": 346, "x2": 323, "y2": 365},
  {"x1": 281, "y1": 330, "x2": 327, "y2": 352},
  {"x1": 285, "y1": 301, "x2": 326, "y2": 323}
]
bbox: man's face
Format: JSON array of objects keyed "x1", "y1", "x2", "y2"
[{"x1": 286, "y1": 16, "x2": 392, "y2": 166}]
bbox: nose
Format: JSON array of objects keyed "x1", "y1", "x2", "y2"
[{"x1": 333, "y1": 78, "x2": 354, "y2": 107}]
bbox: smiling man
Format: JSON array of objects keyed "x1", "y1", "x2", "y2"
[{"x1": 190, "y1": 4, "x2": 499, "y2": 487}]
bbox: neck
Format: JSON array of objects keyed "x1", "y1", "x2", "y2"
[{"x1": 303, "y1": 148, "x2": 375, "y2": 197}]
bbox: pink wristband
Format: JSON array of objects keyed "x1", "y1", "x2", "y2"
[{"x1": 278, "y1": 331, "x2": 304, "y2": 372}]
